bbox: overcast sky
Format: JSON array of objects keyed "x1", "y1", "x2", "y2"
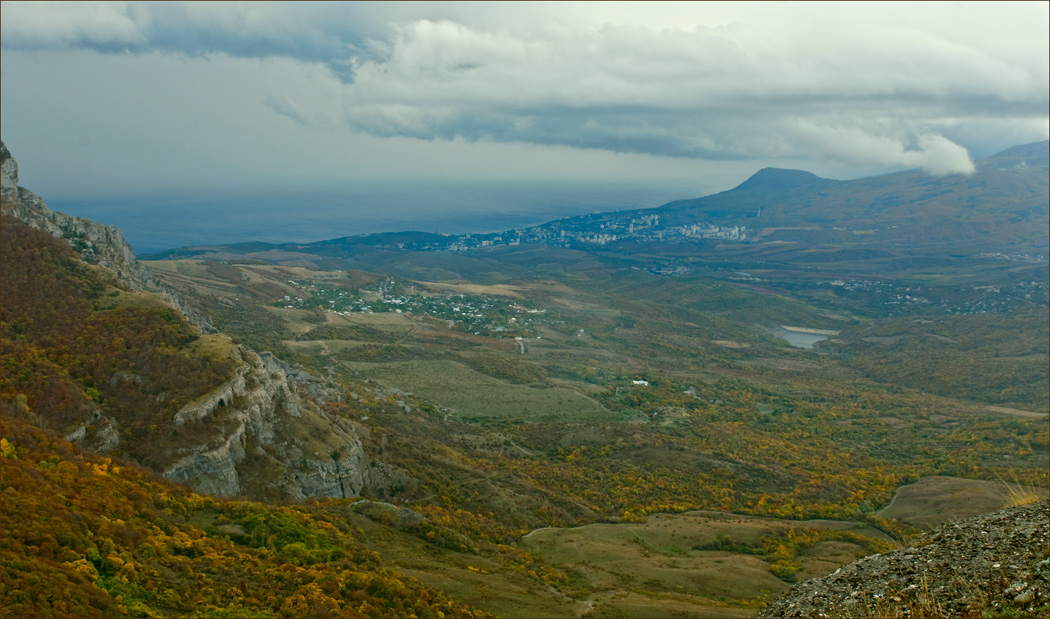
[{"x1": 2, "y1": 1, "x2": 1048, "y2": 233}]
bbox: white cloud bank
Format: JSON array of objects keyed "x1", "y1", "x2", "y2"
[{"x1": 338, "y1": 15, "x2": 1023, "y2": 174}]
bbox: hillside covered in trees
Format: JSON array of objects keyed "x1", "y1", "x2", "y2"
[
  {"x1": 0, "y1": 416, "x2": 483, "y2": 618},
  {"x1": 1, "y1": 216, "x2": 237, "y2": 467}
]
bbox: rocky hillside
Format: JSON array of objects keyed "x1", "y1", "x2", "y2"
[
  {"x1": 1, "y1": 141, "x2": 214, "y2": 331},
  {"x1": 1, "y1": 140, "x2": 398, "y2": 502},
  {"x1": 763, "y1": 500, "x2": 1050, "y2": 618}
]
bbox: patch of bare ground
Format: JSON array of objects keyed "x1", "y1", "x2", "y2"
[
  {"x1": 712, "y1": 340, "x2": 751, "y2": 349},
  {"x1": 878, "y1": 475, "x2": 1049, "y2": 529},
  {"x1": 980, "y1": 405, "x2": 1048, "y2": 419},
  {"x1": 418, "y1": 281, "x2": 524, "y2": 298}
]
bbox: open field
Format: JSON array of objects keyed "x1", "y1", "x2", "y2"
[
  {"x1": 342, "y1": 503, "x2": 890, "y2": 618},
  {"x1": 981, "y1": 405, "x2": 1049, "y2": 419},
  {"x1": 341, "y1": 359, "x2": 619, "y2": 423},
  {"x1": 518, "y1": 510, "x2": 889, "y2": 618}
]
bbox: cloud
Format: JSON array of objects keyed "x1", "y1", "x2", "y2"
[
  {"x1": 2, "y1": 2, "x2": 1046, "y2": 176},
  {"x1": 789, "y1": 122, "x2": 976, "y2": 176},
  {"x1": 0, "y1": 2, "x2": 148, "y2": 50},
  {"x1": 264, "y1": 95, "x2": 307, "y2": 125},
  {"x1": 912, "y1": 134, "x2": 976, "y2": 176},
  {"x1": 335, "y1": 15, "x2": 1042, "y2": 171},
  {"x1": 0, "y1": 1, "x2": 375, "y2": 80}
]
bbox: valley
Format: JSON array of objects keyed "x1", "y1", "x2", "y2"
[
  {"x1": 137, "y1": 229, "x2": 1047, "y2": 615},
  {"x1": 3, "y1": 140, "x2": 1048, "y2": 617}
]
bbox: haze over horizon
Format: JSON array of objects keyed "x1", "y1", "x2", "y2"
[{"x1": 2, "y1": 1, "x2": 1048, "y2": 250}]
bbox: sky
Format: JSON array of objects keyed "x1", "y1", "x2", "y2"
[{"x1": 2, "y1": 1, "x2": 1048, "y2": 250}]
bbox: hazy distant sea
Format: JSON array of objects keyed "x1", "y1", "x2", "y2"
[{"x1": 49, "y1": 181, "x2": 700, "y2": 255}]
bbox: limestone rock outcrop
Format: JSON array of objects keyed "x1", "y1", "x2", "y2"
[{"x1": 164, "y1": 348, "x2": 403, "y2": 500}]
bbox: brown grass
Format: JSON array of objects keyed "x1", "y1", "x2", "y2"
[{"x1": 997, "y1": 473, "x2": 1045, "y2": 508}]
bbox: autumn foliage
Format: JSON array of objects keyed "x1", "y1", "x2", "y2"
[
  {"x1": 0, "y1": 416, "x2": 485, "y2": 618},
  {"x1": 1, "y1": 216, "x2": 236, "y2": 467}
]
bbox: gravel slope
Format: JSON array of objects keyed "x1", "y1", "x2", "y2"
[{"x1": 762, "y1": 500, "x2": 1049, "y2": 618}]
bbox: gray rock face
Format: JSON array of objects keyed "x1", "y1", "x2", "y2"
[
  {"x1": 164, "y1": 348, "x2": 403, "y2": 500},
  {"x1": 763, "y1": 500, "x2": 1050, "y2": 618},
  {"x1": 1, "y1": 142, "x2": 18, "y2": 192}
]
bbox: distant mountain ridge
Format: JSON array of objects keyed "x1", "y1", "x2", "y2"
[
  {"x1": 656, "y1": 139, "x2": 1048, "y2": 229},
  {"x1": 654, "y1": 167, "x2": 840, "y2": 218},
  {"x1": 979, "y1": 140, "x2": 1050, "y2": 169},
  {"x1": 146, "y1": 141, "x2": 1049, "y2": 283}
]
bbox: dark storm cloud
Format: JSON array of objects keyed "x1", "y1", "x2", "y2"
[
  {"x1": 0, "y1": 2, "x2": 380, "y2": 81},
  {"x1": 350, "y1": 105, "x2": 760, "y2": 160}
]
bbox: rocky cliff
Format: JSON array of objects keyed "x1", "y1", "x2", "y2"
[
  {"x1": 763, "y1": 500, "x2": 1049, "y2": 618},
  {"x1": 164, "y1": 346, "x2": 404, "y2": 499},
  {"x1": 1, "y1": 140, "x2": 398, "y2": 502}
]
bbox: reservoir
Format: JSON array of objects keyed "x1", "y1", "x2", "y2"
[{"x1": 775, "y1": 326, "x2": 839, "y2": 349}]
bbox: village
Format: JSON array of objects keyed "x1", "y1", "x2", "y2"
[
  {"x1": 814, "y1": 278, "x2": 1050, "y2": 316},
  {"x1": 445, "y1": 212, "x2": 748, "y2": 250},
  {"x1": 357, "y1": 210, "x2": 750, "y2": 253},
  {"x1": 276, "y1": 278, "x2": 553, "y2": 338}
]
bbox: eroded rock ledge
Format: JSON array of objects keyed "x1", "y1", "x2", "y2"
[{"x1": 163, "y1": 348, "x2": 404, "y2": 500}]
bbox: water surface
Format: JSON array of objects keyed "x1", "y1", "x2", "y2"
[{"x1": 49, "y1": 180, "x2": 697, "y2": 254}]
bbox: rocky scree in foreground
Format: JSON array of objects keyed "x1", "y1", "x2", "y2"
[{"x1": 763, "y1": 500, "x2": 1049, "y2": 618}]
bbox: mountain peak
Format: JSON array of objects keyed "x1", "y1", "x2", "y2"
[
  {"x1": 731, "y1": 167, "x2": 828, "y2": 193},
  {"x1": 1, "y1": 140, "x2": 20, "y2": 196}
]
